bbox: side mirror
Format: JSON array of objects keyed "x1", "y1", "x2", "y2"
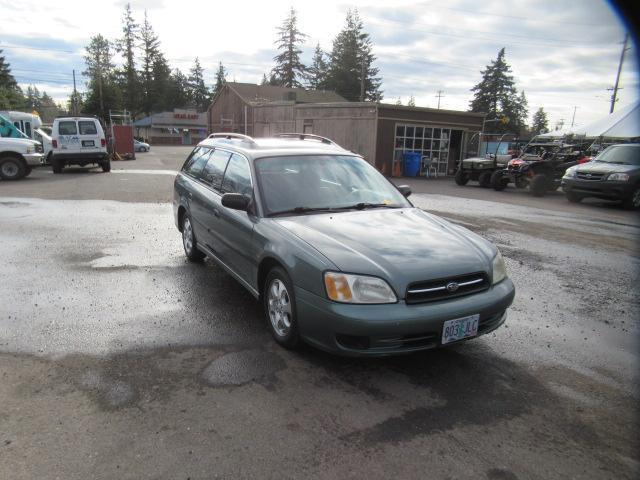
[
  {"x1": 222, "y1": 193, "x2": 250, "y2": 211},
  {"x1": 397, "y1": 185, "x2": 412, "y2": 198}
]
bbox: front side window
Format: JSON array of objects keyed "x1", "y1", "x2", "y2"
[
  {"x1": 78, "y1": 121, "x2": 98, "y2": 135},
  {"x1": 184, "y1": 147, "x2": 211, "y2": 177},
  {"x1": 221, "y1": 153, "x2": 252, "y2": 195},
  {"x1": 201, "y1": 149, "x2": 232, "y2": 190},
  {"x1": 58, "y1": 121, "x2": 77, "y2": 135},
  {"x1": 256, "y1": 155, "x2": 411, "y2": 215}
]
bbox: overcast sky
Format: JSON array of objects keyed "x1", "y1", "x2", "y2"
[{"x1": 1, "y1": 0, "x2": 637, "y2": 127}]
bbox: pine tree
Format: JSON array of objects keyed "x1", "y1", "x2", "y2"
[
  {"x1": 470, "y1": 48, "x2": 525, "y2": 134},
  {"x1": 407, "y1": 95, "x2": 416, "y2": 107},
  {"x1": 260, "y1": 73, "x2": 269, "y2": 85},
  {"x1": 395, "y1": 97, "x2": 402, "y2": 105},
  {"x1": 149, "y1": 53, "x2": 172, "y2": 112},
  {"x1": 212, "y1": 62, "x2": 227, "y2": 99},
  {"x1": 325, "y1": 9, "x2": 382, "y2": 102},
  {"x1": 83, "y1": 34, "x2": 120, "y2": 119},
  {"x1": 168, "y1": 69, "x2": 190, "y2": 109},
  {"x1": 117, "y1": 3, "x2": 140, "y2": 113},
  {"x1": 271, "y1": 8, "x2": 307, "y2": 88},
  {"x1": 307, "y1": 43, "x2": 328, "y2": 90},
  {"x1": 532, "y1": 107, "x2": 550, "y2": 134},
  {"x1": 188, "y1": 58, "x2": 210, "y2": 111},
  {"x1": 0, "y1": 50, "x2": 25, "y2": 109},
  {"x1": 139, "y1": 10, "x2": 161, "y2": 115}
]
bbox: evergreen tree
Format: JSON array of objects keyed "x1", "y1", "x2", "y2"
[
  {"x1": 307, "y1": 43, "x2": 328, "y2": 89},
  {"x1": 532, "y1": 107, "x2": 550, "y2": 134},
  {"x1": 148, "y1": 53, "x2": 172, "y2": 112},
  {"x1": 470, "y1": 48, "x2": 525, "y2": 134},
  {"x1": 25, "y1": 85, "x2": 42, "y2": 112},
  {"x1": 271, "y1": 7, "x2": 307, "y2": 88},
  {"x1": 395, "y1": 97, "x2": 402, "y2": 105},
  {"x1": 117, "y1": 3, "x2": 140, "y2": 113},
  {"x1": 167, "y1": 68, "x2": 190, "y2": 109},
  {"x1": 0, "y1": 50, "x2": 25, "y2": 109},
  {"x1": 38, "y1": 92, "x2": 61, "y2": 123},
  {"x1": 139, "y1": 10, "x2": 161, "y2": 115},
  {"x1": 188, "y1": 57, "x2": 210, "y2": 111},
  {"x1": 260, "y1": 73, "x2": 269, "y2": 85},
  {"x1": 83, "y1": 34, "x2": 120, "y2": 119},
  {"x1": 212, "y1": 62, "x2": 227, "y2": 99},
  {"x1": 325, "y1": 9, "x2": 382, "y2": 101},
  {"x1": 407, "y1": 95, "x2": 416, "y2": 107}
]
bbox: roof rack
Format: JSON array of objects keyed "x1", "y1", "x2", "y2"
[
  {"x1": 208, "y1": 132, "x2": 257, "y2": 147},
  {"x1": 275, "y1": 133, "x2": 337, "y2": 145}
]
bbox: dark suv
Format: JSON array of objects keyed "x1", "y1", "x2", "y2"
[{"x1": 561, "y1": 144, "x2": 640, "y2": 209}]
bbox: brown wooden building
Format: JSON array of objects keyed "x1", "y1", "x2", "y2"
[{"x1": 208, "y1": 84, "x2": 485, "y2": 176}]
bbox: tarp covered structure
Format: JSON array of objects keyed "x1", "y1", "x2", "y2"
[{"x1": 538, "y1": 101, "x2": 640, "y2": 139}]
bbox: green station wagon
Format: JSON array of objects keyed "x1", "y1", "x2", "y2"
[{"x1": 173, "y1": 133, "x2": 515, "y2": 355}]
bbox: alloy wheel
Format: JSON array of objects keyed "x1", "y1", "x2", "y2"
[
  {"x1": 182, "y1": 217, "x2": 194, "y2": 255},
  {"x1": 267, "y1": 279, "x2": 292, "y2": 337}
]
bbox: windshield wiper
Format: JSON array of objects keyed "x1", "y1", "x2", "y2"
[
  {"x1": 335, "y1": 202, "x2": 402, "y2": 210},
  {"x1": 267, "y1": 206, "x2": 336, "y2": 217}
]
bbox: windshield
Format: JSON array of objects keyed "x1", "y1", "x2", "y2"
[
  {"x1": 595, "y1": 145, "x2": 640, "y2": 165},
  {"x1": 255, "y1": 154, "x2": 411, "y2": 215}
]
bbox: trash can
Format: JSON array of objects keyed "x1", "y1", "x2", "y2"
[{"x1": 403, "y1": 151, "x2": 422, "y2": 177}]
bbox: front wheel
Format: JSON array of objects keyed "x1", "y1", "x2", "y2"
[
  {"x1": 0, "y1": 156, "x2": 26, "y2": 180},
  {"x1": 264, "y1": 267, "x2": 300, "y2": 350},
  {"x1": 454, "y1": 169, "x2": 469, "y2": 186},
  {"x1": 565, "y1": 191, "x2": 583, "y2": 203},
  {"x1": 530, "y1": 174, "x2": 548, "y2": 197},
  {"x1": 622, "y1": 187, "x2": 640, "y2": 210}
]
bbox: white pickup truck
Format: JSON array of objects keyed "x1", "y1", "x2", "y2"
[{"x1": 0, "y1": 137, "x2": 44, "y2": 180}]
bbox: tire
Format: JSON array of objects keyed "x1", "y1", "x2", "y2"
[
  {"x1": 181, "y1": 214, "x2": 205, "y2": 262},
  {"x1": 24, "y1": 166, "x2": 33, "y2": 177},
  {"x1": 0, "y1": 156, "x2": 27, "y2": 180},
  {"x1": 622, "y1": 187, "x2": 640, "y2": 210},
  {"x1": 491, "y1": 170, "x2": 508, "y2": 191},
  {"x1": 530, "y1": 174, "x2": 548, "y2": 197},
  {"x1": 263, "y1": 267, "x2": 300, "y2": 349},
  {"x1": 101, "y1": 160, "x2": 111, "y2": 172},
  {"x1": 52, "y1": 158, "x2": 63, "y2": 174},
  {"x1": 454, "y1": 169, "x2": 469, "y2": 186},
  {"x1": 478, "y1": 171, "x2": 492, "y2": 188},
  {"x1": 565, "y1": 191, "x2": 583, "y2": 203}
]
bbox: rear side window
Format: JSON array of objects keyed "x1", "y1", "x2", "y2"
[
  {"x1": 78, "y1": 121, "x2": 98, "y2": 135},
  {"x1": 221, "y1": 153, "x2": 252, "y2": 195},
  {"x1": 202, "y1": 149, "x2": 232, "y2": 190},
  {"x1": 58, "y1": 121, "x2": 77, "y2": 135},
  {"x1": 184, "y1": 147, "x2": 212, "y2": 177}
]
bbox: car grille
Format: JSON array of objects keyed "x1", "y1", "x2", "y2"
[
  {"x1": 406, "y1": 272, "x2": 490, "y2": 304},
  {"x1": 576, "y1": 172, "x2": 605, "y2": 181}
]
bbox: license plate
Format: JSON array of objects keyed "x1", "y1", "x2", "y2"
[
  {"x1": 442, "y1": 314, "x2": 479, "y2": 344},
  {"x1": 82, "y1": 140, "x2": 95, "y2": 147}
]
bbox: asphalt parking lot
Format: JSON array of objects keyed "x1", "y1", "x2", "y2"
[{"x1": 1, "y1": 146, "x2": 638, "y2": 479}]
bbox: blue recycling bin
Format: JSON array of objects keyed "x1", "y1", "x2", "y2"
[{"x1": 403, "y1": 151, "x2": 422, "y2": 177}]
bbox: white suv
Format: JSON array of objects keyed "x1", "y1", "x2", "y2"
[
  {"x1": 0, "y1": 137, "x2": 44, "y2": 180},
  {"x1": 51, "y1": 116, "x2": 110, "y2": 173}
]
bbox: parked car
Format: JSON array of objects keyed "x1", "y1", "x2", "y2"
[
  {"x1": 0, "y1": 137, "x2": 44, "y2": 180},
  {"x1": 134, "y1": 139, "x2": 150, "y2": 152},
  {"x1": 50, "y1": 116, "x2": 110, "y2": 173},
  {"x1": 173, "y1": 133, "x2": 515, "y2": 356},
  {"x1": 562, "y1": 143, "x2": 640, "y2": 209}
]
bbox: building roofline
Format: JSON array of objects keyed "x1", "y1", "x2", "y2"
[{"x1": 291, "y1": 101, "x2": 486, "y2": 117}]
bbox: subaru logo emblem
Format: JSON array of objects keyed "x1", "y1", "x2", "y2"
[
  {"x1": 446, "y1": 282, "x2": 459, "y2": 293},
  {"x1": 586, "y1": 173, "x2": 591, "y2": 178}
]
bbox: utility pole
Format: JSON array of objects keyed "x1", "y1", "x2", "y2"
[
  {"x1": 72, "y1": 69, "x2": 78, "y2": 115},
  {"x1": 435, "y1": 90, "x2": 444, "y2": 109},
  {"x1": 359, "y1": 57, "x2": 366, "y2": 102},
  {"x1": 610, "y1": 33, "x2": 629, "y2": 114},
  {"x1": 570, "y1": 106, "x2": 578, "y2": 127}
]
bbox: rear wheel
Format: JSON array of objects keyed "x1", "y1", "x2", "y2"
[
  {"x1": 478, "y1": 171, "x2": 492, "y2": 188},
  {"x1": 264, "y1": 267, "x2": 300, "y2": 349},
  {"x1": 52, "y1": 158, "x2": 63, "y2": 174},
  {"x1": 181, "y1": 214, "x2": 205, "y2": 262},
  {"x1": 622, "y1": 187, "x2": 640, "y2": 210},
  {"x1": 101, "y1": 160, "x2": 111, "y2": 172},
  {"x1": 454, "y1": 169, "x2": 469, "y2": 186},
  {"x1": 0, "y1": 156, "x2": 26, "y2": 180},
  {"x1": 491, "y1": 170, "x2": 508, "y2": 191},
  {"x1": 530, "y1": 174, "x2": 548, "y2": 197}
]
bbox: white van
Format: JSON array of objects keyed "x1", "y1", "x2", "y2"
[{"x1": 51, "y1": 116, "x2": 110, "y2": 173}]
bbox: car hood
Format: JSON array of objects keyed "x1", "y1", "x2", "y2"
[
  {"x1": 273, "y1": 208, "x2": 495, "y2": 293},
  {"x1": 577, "y1": 161, "x2": 638, "y2": 174},
  {"x1": 0, "y1": 137, "x2": 39, "y2": 147}
]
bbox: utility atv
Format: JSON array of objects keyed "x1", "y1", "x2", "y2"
[{"x1": 490, "y1": 139, "x2": 591, "y2": 197}]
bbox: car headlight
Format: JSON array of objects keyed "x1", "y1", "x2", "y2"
[
  {"x1": 324, "y1": 272, "x2": 397, "y2": 304},
  {"x1": 563, "y1": 167, "x2": 577, "y2": 178},
  {"x1": 492, "y1": 251, "x2": 507, "y2": 285},
  {"x1": 25, "y1": 146, "x2": 34, "y2": 154},
  {"x1": 607, "y1": 172, "x2": 629, "y2": 181}
]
